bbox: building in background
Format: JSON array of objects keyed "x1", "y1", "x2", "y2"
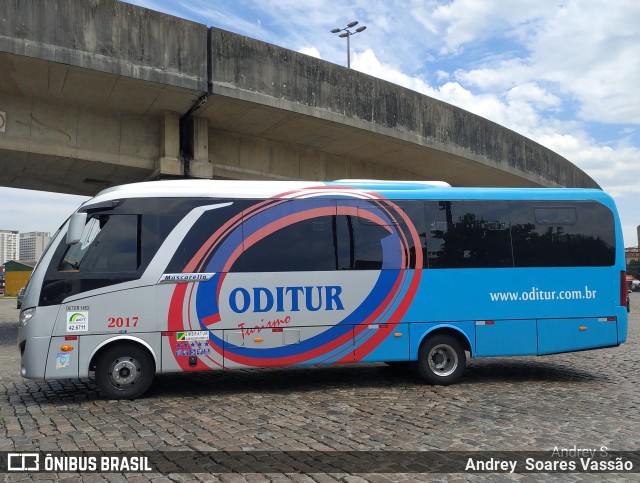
[
  {"x1": 625, "y1": 247, "x2": 640, "y2": 266},
  {"x1": 4, "y1": 260, "x2": 35, "y2": 296},
  {"x1": 0, "y1": 230, "x2": 19, "y2": 265},
  {"x1": 19, "y1": 231, "x2": 50, "y2": 261}
]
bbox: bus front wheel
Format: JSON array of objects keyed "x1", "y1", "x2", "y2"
[
  {"x1": 416, "y1": 334, "x2": 466, "y2": 385},
  {"x1": 95, "y1": 343, "x2": 155, "y2": 400}
]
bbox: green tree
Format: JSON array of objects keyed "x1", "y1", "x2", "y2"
[{"x1": 627, "y1": 259, "x2": 640, "y2": 279}]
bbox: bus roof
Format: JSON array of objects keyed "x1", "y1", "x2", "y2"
[{"x1": 85, "y1": 179, "x2": 612, "y2": 207}]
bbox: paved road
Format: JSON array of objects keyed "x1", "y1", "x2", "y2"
[{"x1": 1, "y1": 295, "x2": 639, "y2": 481}]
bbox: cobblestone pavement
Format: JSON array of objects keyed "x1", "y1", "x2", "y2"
[{"x1": 1, "y1": 295, "x2": 638, "y2": 482}]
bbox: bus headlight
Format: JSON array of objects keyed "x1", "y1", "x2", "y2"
[{"x1": 19, "y1": 308, "x2": 36, "y2": 327}]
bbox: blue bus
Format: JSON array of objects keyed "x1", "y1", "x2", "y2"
[{"x1": 17, "y1": 180, "x2": 628, "y2": 399}]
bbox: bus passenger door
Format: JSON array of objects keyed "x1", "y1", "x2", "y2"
[{"x1": 337, "y1": 199, "x2": 416, "y2": 363}]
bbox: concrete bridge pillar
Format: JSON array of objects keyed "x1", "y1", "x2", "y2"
[
  {"x1": 154, "y1": 111, "x2": 181, "y2": 178},
  {"x1": 153, "y1": 112, "x2": 212, "y2": 180},
  {"x1": 189, "y1": 116, "x2": 212, "y2": 178}
]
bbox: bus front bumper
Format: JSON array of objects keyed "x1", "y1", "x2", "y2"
[{"x1": 19, "y1": 336, "x2": 53, "y2": 380}]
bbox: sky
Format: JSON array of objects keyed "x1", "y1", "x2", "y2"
[{"x1": 2, "y1": 0, "x2": 639, "y2": 246}]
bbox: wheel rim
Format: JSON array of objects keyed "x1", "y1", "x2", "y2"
[
  {"x1": 428, "y1": 344, "x2": 458, "y2": 377},
  {"x1": 107, "y1": 356, "x2": 142, "y2": 389}
]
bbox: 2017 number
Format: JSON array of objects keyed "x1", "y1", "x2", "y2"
[{"x1": 107, "y1": 317, "x2": 139, "y2": 328}]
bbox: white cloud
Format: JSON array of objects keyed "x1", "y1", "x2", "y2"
[
  {"x1": 506, "y1": 83, "x2": 560, "y2": 111},
  {"x1": 352, "y1": 49, "x2": 436, "y2": 96},
  {"x1": 528, "y1": 2, "x2": 640, "y2": 125},
  {"x1": 298, "y1": 47, "x2": 322, "y2": 59},
  {"x1": 437, "y1": 0, "x2": 640, "y2": 125},
  {"x1": 424, "y1": 0, "x2": 544, "y2": 55},
  {"x1": 454, "y1": 59, "x2": 533, "y2": 91},
  {"x1": 539, "y1": 134, "x2": 640, "y2": 189}
]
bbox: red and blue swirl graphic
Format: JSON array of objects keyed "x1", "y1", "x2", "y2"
[{"x1": 168, "y1": 186, "x2": 423, "y2": 370}]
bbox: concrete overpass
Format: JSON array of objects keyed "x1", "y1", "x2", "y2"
[{"x1": 0, "y1": 0, "x2": 599, "y2": 197}]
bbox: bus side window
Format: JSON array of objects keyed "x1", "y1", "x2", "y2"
[
  {"x1": 335, "y1": 200, "x2": 423, "y2": 271},
  {"x1": 162, "y1": 199, "x2": 249, "y2": 274},
  {"x1": 394, "y1": 200, "x2": 427, "y2": 269},
  {"x1": 510, "y1": 201, "x2": 615, "y2": 267},
  {"x1": 425, "y1": 201, "x2": 512, "y2": 269},
  {"x1": 240, "y1": 202, "x2": 338, "y2": 272},
  {"x1": 351, "y1": 217, "x2": 389, "y2": 270}
]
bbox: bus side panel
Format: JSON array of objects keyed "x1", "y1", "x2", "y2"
[
  {"x1": 355, "y1": 323, "x2": 409, "y2": 362},
  {"x1": 409, "y1": 322, "x2": 475, "y2": 360},
  {"x1": 44, "y1": 336, "x2": 79, "y2": 380},
  {"x1": 21, "y1": 336, "x2": 53, "y2": 380},
  {"x1": 51, "y1": 286, "x2": 159, "y2": 338},
  {"x1": 475, "y1": 319, "x2": 537, "y2": 356},
  {"x1": 537, "y1": 318, "x2": 618, "y2": 355},
  {"x1": 223, "y1": 325, "x2": 354, "y2": 368},
  {"x1": 47, "y1": 286, "x2": 162, "y2": 378},
  {"x1": 406, "y1": 268, "x2": 617, "y2": 323},
  {"x1": 165, "y1": 271, "x2": 375, "y2": 369},
  {"x1": 161, "y1": 330, "x2": 224, "y2": 373},
  {"x1": 18, "y1": 305, "x2": 62, "y2": 380},
  {"x1": 617, "y1": 311, "x2": 628, "y2": 344}
]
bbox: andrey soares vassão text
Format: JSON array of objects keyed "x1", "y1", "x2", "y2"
[{"x1": 465, "y1": 447, "x2": 635, "y2": 473}]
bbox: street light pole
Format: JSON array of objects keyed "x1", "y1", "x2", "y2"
[{"x1": 330, "y1": 21, "x2": 367, "y2": 69}]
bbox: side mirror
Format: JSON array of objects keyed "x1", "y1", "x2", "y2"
[{"x1": 66, "y1": 212, "x2": 87, "y2": 245}]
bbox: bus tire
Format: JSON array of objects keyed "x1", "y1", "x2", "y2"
[
  {"x1": 95, "y1": 343, "x2": 155, "y2": 400},
  {"x1": 416, "y1": 334, "x2": 466, "y2": 385}
]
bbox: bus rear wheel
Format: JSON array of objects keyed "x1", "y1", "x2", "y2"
[
  {"x1": 95, "y1": 343, "x2": 155, "y2": 400},
  {"x1": 416, "y1": 334, "x2": 466, "y2": 385}
]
